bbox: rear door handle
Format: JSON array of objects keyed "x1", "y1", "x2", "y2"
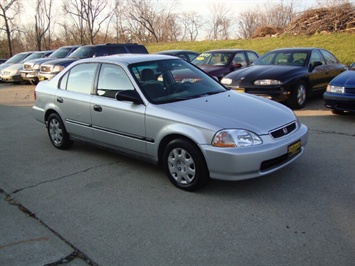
[
  {"x1": 57, "y1": 97, "x2": 63, "y2": 103},
  {"x1": 93, "y1": 105, "x2": 102, "y2": 112}
]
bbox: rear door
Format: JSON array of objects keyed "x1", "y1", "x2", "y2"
[{"x1": 56, "y1": 62, "x2": 98, "y2": 139}]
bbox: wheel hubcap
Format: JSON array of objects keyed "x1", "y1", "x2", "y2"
[
  {"x1": 297, "y1": 85, "x2": 306, "y2": 106},
  {"x1": 168, "y1": 148, "x2": 196, "y2": 185},
  {"x1": 49, "y1": 119, "x2": 63, "y2": 145}
]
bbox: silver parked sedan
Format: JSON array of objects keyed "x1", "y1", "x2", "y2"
[{"x1": 33, "y1": 54, "x2": 308, "y2": 191}]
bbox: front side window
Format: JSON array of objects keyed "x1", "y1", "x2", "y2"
[
  {"x1": 320, "y1": 50, "x2": 338, "y2": 65},
  {"x1": 310, "y1": 50, "x2": 325, "y2": 65},
  {"x1": 59, "y1": 63, "x2": 98, "y2": 94},
  {"x1": 232, "y1": 53, "x2": 247, "y2": 67},
  {"x1": 97, "y1": 64, "x2": 134, "y2": 98}
]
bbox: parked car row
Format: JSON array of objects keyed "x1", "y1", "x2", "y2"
[
  {"x1": 0, "y1": 43, "x2": 149, "y2": 84},
  {"x1": 2, "y1": 44, "x2": 353, "y2": 113}
]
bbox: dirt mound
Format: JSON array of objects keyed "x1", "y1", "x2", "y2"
[{"x1": 284, "y1": 2, "x2": 355, "y2": 35}]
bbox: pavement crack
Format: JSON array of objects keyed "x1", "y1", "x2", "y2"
[
  {"x1": 311, "y1": 129, "x2": 355, "y2": 137},
  {"x1": 11, "y1": 161, "x2": 121, "y2": 194},
  {"x1": 0, "y1": 189, "x2": 98, "y2": 266}
]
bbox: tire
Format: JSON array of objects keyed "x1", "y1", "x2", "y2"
[
  {"x1": 287, "y1": 81, "x2": 307, "y2": 109},
  {"x1": 331, "y1": 109, "x2": 344, "y2": 115},
  {"x1": 163, "y1": 139, "x2": 209, "y2": 191},
  {"x1": 47, "y1": 113, "x2": 73, "y2": 149}
]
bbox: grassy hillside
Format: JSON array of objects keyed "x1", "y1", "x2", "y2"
[{"x1": 146, "y1": 33, "x2": 355, "y2": 66}]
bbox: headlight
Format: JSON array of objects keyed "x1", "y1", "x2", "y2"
[
  {"x1": 53, "y1": 65, "x2": 65, "y2": 72},
  {"x1": 254, "y1": 79, "x2": 282, "y2": 85},
  {"x1": 220, "y1": 78, "x2": 233, "y2": 85},
  {"x1": 327, "y1": 84, "x2": 344, "y2": 93},
  {"x1": 33, "y1": 64, "x2": 41, "y2": 70},
  {"x1": 212, "y1": 129, "x2": 263, "y2": 147}
]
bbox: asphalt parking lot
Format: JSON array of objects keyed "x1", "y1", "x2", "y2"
[{"x1": 0, "y1": 82, "x2": 354, "y2": 266}]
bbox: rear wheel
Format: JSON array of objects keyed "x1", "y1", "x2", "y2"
[
  {"x1": 47, "y1": 113, "x2": 73, "y2": 149},
  {"x1": 163, "y1": 139, "x2": 209, "y2": 191},
  {"x1": 331, "y1": 109, "x2": 344, "y2": 115},
  {"x1": 287, "y1": 81, "x2": 307, "y2": 109}
]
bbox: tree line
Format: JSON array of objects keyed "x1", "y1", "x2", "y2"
[{"x1": 0, "y1": 0, "x2": 351, "y2": 58}]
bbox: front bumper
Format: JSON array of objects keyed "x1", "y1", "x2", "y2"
[
  {"x1": 38, "y1": 72, "x2": 57, "y2": 81},
  {"x1": 226, "y1": 84, "x2": 290, "y2": 102},
  {"x1": 323, "y1": 92, "x2": 355, "y2": 112},
  {"x1": 0, "y1": 74, "x2": 23, "y2": 83},
  {"x1": 202, "y1": 124, "x2": 308, "y2": 181},
  {"x1": 21, "y1": 70, "x2": 40, "y2": 82}
]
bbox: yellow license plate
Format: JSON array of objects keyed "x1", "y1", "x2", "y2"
[
  {"x1": 288, "y1": 140, "x2": 301, "y2": 158},
  {"x1": 234, "y1": 88, "x2": 245, "y2": 93}
]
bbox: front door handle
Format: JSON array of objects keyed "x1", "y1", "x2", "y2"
[{"x1": 93, "y1": 105, "x2": 102, "y2": 112}]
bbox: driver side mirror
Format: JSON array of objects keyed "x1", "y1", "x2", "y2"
[
  {"x1": 115, "y1": 90, "x2": 143, "y2": 104},
  {"x1": 309, "y1": 61, "x2": 323, "y2": 71},
  {"x1": 232, "y1": 63, "x2": 242, "y2": 69}
]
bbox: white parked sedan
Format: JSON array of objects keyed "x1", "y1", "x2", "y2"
[{"x1": 33, "y1": 54, "x2": 308, "y2": 191}]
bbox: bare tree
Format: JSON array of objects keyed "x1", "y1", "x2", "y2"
[
  {"x1": 126, "y1": 0, "x2": 179, "y2": 43},
  {"x1": 0, "y1": 0, "x2": 21, "y2": 56},
  {"x1": 237, "y1": 9, "x2": 261, "y2": 39},
  {"x1": 63, "y1": 0, "x2": 115, "y2": 44},
  {"x1": 33, "y1": 0, "x2": 54, "y2": 50},
  {"x1": 237, "y1": 0, "x2": 296, "y2": 39},
  {"x1": 206, "y1": 3, "x2": 232, "y2": 40},
  {"x1": 180, "y1": 12, "x2": 204, "y2": 41}
]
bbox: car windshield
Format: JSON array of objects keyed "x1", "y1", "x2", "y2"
[
  {"x1": 49, "y1": 47, "x2": 73, "y2": 58},
  {"x1": 192, "y1": 52, "x2": 233, "y2": 66},
  {"x1": 69, "y1": 47, "x2": 96, "y2": 59},
  {"x1": 254, "y1": 51, "x2": 308, "y2": 67},
  {"x1": 6, "y1": 53, "x2": 30, "y2": 64},
  {"x1": 129, "y1": 59, "x2": 227, "y2": 104},
  {"x1": 22, "y1": 52, "x2": 46, "y2": 62}
]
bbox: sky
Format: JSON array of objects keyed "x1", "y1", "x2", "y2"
[{"x1": 172, "y1": 0, "x2": 319, "y2": 14}]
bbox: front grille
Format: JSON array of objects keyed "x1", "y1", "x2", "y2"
[
  {"x1": 270, "y1": 122, "x2": 296, "y2": 139},
  {"x1": 345, "y1": 87, "x2": 355, "y2": 94},
  {"x1": 260, "y1": 153, "x2": 288, "y2": 171}
]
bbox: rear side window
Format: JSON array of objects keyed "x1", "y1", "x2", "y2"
[
  {"x1": 59, "y1": 63, "x2": 98, "y2": 94},
  {"x1": 109, "y1": 46, "x2": 127, "y2": 55},
  {"x1": 247, "y1": 52, "x2": 259, "y2": 64},
  {"x1": 126, "y1": 45, "x2": 149, "y2": 54}
]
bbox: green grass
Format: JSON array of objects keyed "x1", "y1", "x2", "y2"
[{"x1": 146, "y1": 33, "x2": 355, "y2": 66}]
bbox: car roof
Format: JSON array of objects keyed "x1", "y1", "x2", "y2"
[
  {"x1": 268, "y1": 47, "x2": 319, "y2": 52},
  {"x1": 76, "y1": 54, "x2": 176, "y2": 65},
  {"x1": 156, "y1": 50, "x2": 198, "y2": 54},
  {"x1": 205, "y1": 49, "x2": 254, "y2": 52}
]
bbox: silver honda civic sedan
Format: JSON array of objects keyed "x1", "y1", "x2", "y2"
[{"x1": 33, "y1": 54, "x2": 308, "y2": 191}]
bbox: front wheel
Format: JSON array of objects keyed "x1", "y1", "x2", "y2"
[
  {"x1": 47, "y1": 113, "x2": 73, "y2": 149},
  {"x1": 163, "y1": 139, "x2": 209, "y2": 191},
  {"x1": 287, "y1": 81, "x2": 307, "y2": 109}
]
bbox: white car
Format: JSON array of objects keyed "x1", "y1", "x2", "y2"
[{"x1": 33, "y1": 54, "x2": 308, "y2": 191}]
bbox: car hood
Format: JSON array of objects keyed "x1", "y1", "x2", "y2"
[
  {"x1": 153, "y1": 91, "x2": 296, "y2": 135},
  {"x1": 1, "y1": 63, "x2": 23, "y2": 71},
  {"x1": 226, "y1": 65, "x2": 304, "y2": 82},
  {"x1": 198, "y1": 65, "x2": 228, "y2": 76},
  {"x1": 330, "y1": 70, "x2": 355, "y2": 88},
  {"x1": 42, "y1": 58, "x2": 78, "y2": 66}
]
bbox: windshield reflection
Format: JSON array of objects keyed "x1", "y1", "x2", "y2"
[{"x1": 129, "y1": 59, "x2": 227, "y2": 104}]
